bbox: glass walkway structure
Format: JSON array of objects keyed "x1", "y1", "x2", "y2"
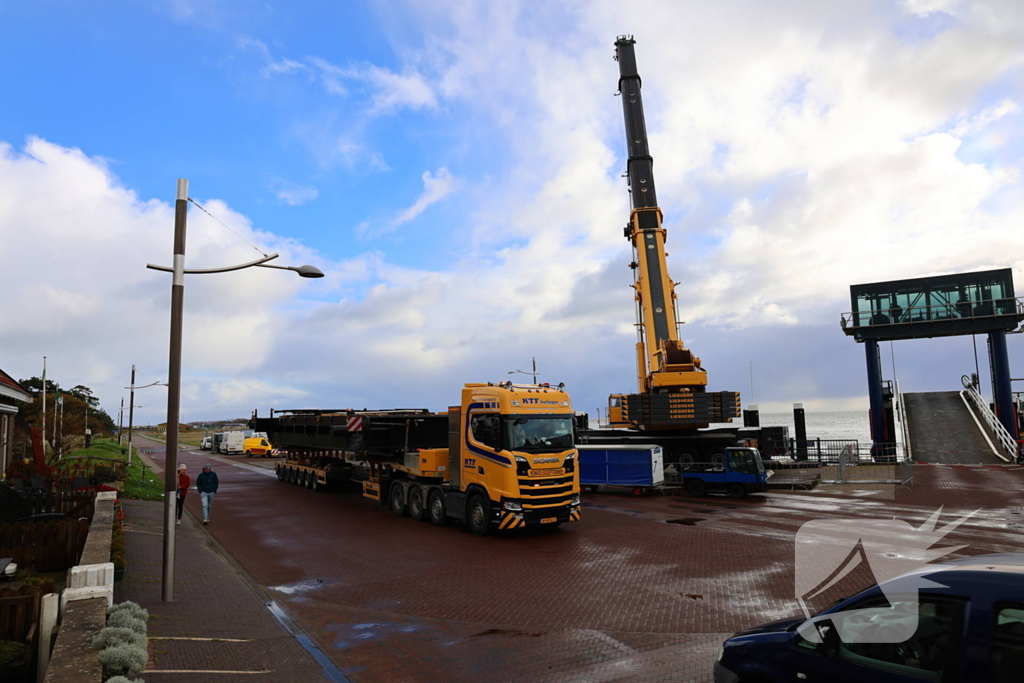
[{"x1": 842, "y1": 268, "x2": 1024, "y2": 449}]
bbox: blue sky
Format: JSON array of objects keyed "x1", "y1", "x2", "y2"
[{"x1": 2, "y1": 0, "x2": 1024, "y2": 425}]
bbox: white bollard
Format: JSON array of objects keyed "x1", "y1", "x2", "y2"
[{"x1": 37, "y1": 593, "x2": 58, "y2": 683}]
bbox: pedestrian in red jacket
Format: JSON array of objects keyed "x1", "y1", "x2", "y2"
[{"x1": 176, "y1": 464, "x2": 190, "y2": 526}]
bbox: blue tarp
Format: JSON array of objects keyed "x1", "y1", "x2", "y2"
[{"x1": 579, "y1": 447, "x2": 660, "y2": 487}]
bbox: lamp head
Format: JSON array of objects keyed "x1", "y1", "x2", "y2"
[{"x1": 294, "y1": 265, "x2": 324, "y2": 278}]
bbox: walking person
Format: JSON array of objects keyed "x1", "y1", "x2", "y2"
[
  {"x1": 196, "y1": 464, "x2": 219, "y2": 525},
  {"x1": 175, "y1": 464, "x2": 190, "y2": 526}
]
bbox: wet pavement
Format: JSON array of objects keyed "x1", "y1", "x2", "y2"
[{"x1": 137, "y1": 436, "x2": 1024, "y2": 682}]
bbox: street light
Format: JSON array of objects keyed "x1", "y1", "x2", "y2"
[
  {"x1": 147, "y1": 178, "x2": 323, "y2": 603},
  {"x1": 508, "y1": 356, "x2": 539, "y2": 384},
  {"x1": 124, "y1": 365, "x2": 167, "y2": 468}
]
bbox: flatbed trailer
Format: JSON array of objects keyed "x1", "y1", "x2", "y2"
[{"x1": 254, "y1": 382, "x2": 583, "y2": 535}]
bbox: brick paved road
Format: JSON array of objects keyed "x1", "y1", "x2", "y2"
[{"x1": 140, "y1": 437, "x2": 1024, "y2": 682}]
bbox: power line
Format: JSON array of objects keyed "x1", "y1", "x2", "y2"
[{"x1": 187, "y1": 197, "x2": 268, "y2": 257}]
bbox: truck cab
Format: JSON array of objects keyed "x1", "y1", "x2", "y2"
[
  {"x1": 677, "y1": 446, "x2": 768, "y2": 498},
  {"x1": 375, "y1": 382, "x2": 583, "y2": 535}
]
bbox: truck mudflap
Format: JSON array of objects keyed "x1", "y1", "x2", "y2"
[{"x1": 499, "y1": 506, "x2": 581, "y2": 529}]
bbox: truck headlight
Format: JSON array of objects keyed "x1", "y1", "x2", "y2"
[
  {"x1": 515, "y1": 455, "x2": 528, "y2": 464},
  {"x1": 503, "y1": 500, "x2": 523, "y2": 512},
  {"x1": 564, "y1": 451, "x2": 575, "y2": 460}
]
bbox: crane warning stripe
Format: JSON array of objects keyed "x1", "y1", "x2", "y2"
[{"x1": 347, "y1": 416, "x2": 363, "y2": 432}]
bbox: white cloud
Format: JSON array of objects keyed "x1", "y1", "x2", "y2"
[
  {"x1": 272, "y1": 181, "x2": 318, "y2": 206},
  {"x1": 359, "y1": 167, "x2": 462, "y2": 237}
]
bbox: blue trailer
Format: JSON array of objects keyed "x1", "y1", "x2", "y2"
[{"x1": 577, "y1": 445, "x2": 665, "y2": 496}]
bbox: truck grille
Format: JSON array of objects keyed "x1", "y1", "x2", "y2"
[{"x1": 517, "y1": 474, "x2": 575, "y2": 507}]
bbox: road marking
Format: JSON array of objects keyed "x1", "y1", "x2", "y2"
[
  {"x1": 145, "y1": 670, "x2": 273, "y2": 675},
  {"x1": 149, "y1": 637, "x2": 253, "y2": 642}
]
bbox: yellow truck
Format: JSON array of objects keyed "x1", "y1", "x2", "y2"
[{"x1": 253, "y1": 382, "x2": 582, "y2": 535}]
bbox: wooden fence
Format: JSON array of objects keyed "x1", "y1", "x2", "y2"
[
  {"x1": 0, "y1": 519, "x2": 90, "y2": 572},
  {"x1": 16, "y1": 490, "x2": 96, "y2": 520},
  {"x1": 0, "y1": 583, "x2": 54, "y2": 681}
]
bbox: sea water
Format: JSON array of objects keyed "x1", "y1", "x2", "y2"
[{"x1": 712, "y1": 411, "x2": 872, "y2": 444}]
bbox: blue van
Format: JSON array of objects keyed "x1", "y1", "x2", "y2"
[{"x1": 715, "y1": 553, "x2": 1024, "y2": 682}]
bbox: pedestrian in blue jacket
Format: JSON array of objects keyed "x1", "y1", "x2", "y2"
[{"x1": 196, "y1": 465, "x2": 219, "y2": 525}]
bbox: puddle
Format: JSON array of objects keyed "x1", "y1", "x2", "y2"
[
  {"x1": 268, "y1": 578, "x2": 335, "y2": 595},
  {"x1": 666, "y1": 518, "x2": 705, "y2": 526},
  {"x1": 472, "y1": 628, "x2": 543, "y2": 637}
]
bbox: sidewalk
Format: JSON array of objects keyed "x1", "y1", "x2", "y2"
[{"x1": 115, "y1": 495, "x2": 336, "y2": 682}]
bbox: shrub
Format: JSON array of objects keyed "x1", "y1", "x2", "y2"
[
  {"x1": 106, "y1": 611, "x2": 146, "y2": 635},
  {"x1": 92, "y1": 626, "x2": 146, "y2": 650},
  {"x1": 98, "y1": 642, "x2": 147, "y2": 678},
  {"x1": 0, "y1": 641, "x2": 26, "y2": 667},
  {"x1": 107, "y1": 601, "x2": 148, "y2": 621},
  {"x1": 105, "y1": 677, "x2": 145, "y2": 683}
]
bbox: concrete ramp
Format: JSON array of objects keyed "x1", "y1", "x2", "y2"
[{"x1": 904, "y1": 391, "x2": 1003, "y2": 464}]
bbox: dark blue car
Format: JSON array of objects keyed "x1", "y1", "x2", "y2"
[{"x1": 715, "y1": 553, "x2": 1024, "y2": 682}]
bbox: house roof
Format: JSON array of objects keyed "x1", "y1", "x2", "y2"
[{"x1": 0, "y1": 368, "x2": 32, "y2": 403}]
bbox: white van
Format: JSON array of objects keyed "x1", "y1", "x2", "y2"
[{"x1": 220, "y1": 431, "x2": 246, "y2": 455}]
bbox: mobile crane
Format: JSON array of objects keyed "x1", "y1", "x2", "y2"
[
  {"x1": 606, "y1": 35, "x2": 741, "y2": 432},
  {"x1": 580, "y1": 37, "x2": 784, "y2": 478}
]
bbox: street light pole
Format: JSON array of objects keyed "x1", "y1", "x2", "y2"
[
  {"x1": 161, "y1": 179, "x2": 188, "y2": 603},
  {"x1": 508, "y1": 356, "x2": 539, "y2": 384},
  {"x1": 150, "y1": 178, "x2": 322, "y2": 604}
]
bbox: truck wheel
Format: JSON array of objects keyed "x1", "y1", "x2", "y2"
[
  {"x1": 428, "y1": 491, "x2": 446, "y2": 526},
  {"x1": 390, "y1": 484, "x2": 407, "y2": 516},
  {"x1": 686, "y1": 479, "x2": 707, "y2": 498},
  {"x1": 408, "y1": 486, "x2": 426, "y2": 521},
  {"x1": 466, "y1": 495, "x2": 490, "y2": 536},
  {"x1": 729, "y1": 484, "x2": 747, "y2": 498},
  {"x1": 245, "y1": 450, "x2": 252, "y2": 458}
]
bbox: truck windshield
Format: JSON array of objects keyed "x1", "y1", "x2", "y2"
[
  {"x1": 504, "y1": 416, "x2": 574, "y2": 453},
  {"x1": 728, "y1": 450, "x2": 763, "y2": 474}
]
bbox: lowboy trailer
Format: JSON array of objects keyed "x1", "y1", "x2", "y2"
[{"x1": 253, "y1": 382, "x2": 583, "y2": 535}]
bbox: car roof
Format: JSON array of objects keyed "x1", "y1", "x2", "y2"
[{"x1": 879, "y1": 553, "x2": 1024, "y2": 592}]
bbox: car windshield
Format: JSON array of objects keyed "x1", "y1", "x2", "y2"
[
  {"x1": 729, "y1": 450, "x2": 763, "y2": 474},
  {"x1": 503, "y1": 416, "x2": 574, "y2": 453}
]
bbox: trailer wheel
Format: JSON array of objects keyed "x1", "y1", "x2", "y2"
[
  {"x1": 289, "y1": 468, "x2": 299, "y2": 485},
  {"x1": 310, "y1": 476, "x2": 319, "y2": 492},
  {"x1": 389, "y1": 484, "x2": 407, "y2": 516},
  {"x1": 686, "y1": 479, "x2": 707, "y2": 498},
  {"x1": 729, "y1": 484, "x2": 747, "y2": 499},
  {"x1": 408, "y1": 486, "x2": 426, "y2": 521},
  {"x1": 298, "y1": 470, "x2": 307, "y2": 487},
  {"x1": 466, "y1": 495, "x2": 490, "y2": 536},
  {"x1": 276, "y1": 466, "x2": 284, "y2": 481},
  {"x1": 428, "y1": 491, "x2": 446, "y2": 526},
  {"x1": 305, "y1": 471, "x2": 314, "y2": 489},
  {"x1": 586, "y1": 485, "x2": 599, "y2": 493}
]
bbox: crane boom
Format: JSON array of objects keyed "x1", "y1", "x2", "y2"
[{"x1": 609, "y1": 36, "x2": 740, "y2": 431}]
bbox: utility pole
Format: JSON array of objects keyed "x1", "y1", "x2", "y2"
[
  {"x1": 41, "y1": 356, "x2": 46, "y2": 459},
  {"x1": 128, "y1": 366, "x2": 136, "y2": 466}
]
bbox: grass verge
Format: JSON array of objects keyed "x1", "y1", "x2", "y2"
[{"x1": 56, "y1": 438, "x2": 166, "y2": 501}]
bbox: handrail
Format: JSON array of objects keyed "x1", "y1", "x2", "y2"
[
  {"x1": 840, "y1": 296, "x2": 1024, "y2": 330},
  {"x1": 961, "y1": 375, "x2": 1018, "y2": 461}
]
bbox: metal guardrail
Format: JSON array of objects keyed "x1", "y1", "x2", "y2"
[
  {"x1": 840, "y1": 296, "x2": 1024, "y2": 330},
  {"x1": 960, "y1": 375, "x2": 1018, "y2": 462}
]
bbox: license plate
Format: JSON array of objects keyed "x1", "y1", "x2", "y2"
[
  {"x1": 528, "y1": 468, "x2": 565, "y2": 477},
  {"x1": 541, "y1": 517, "x2": 558, "y2": 524}
]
